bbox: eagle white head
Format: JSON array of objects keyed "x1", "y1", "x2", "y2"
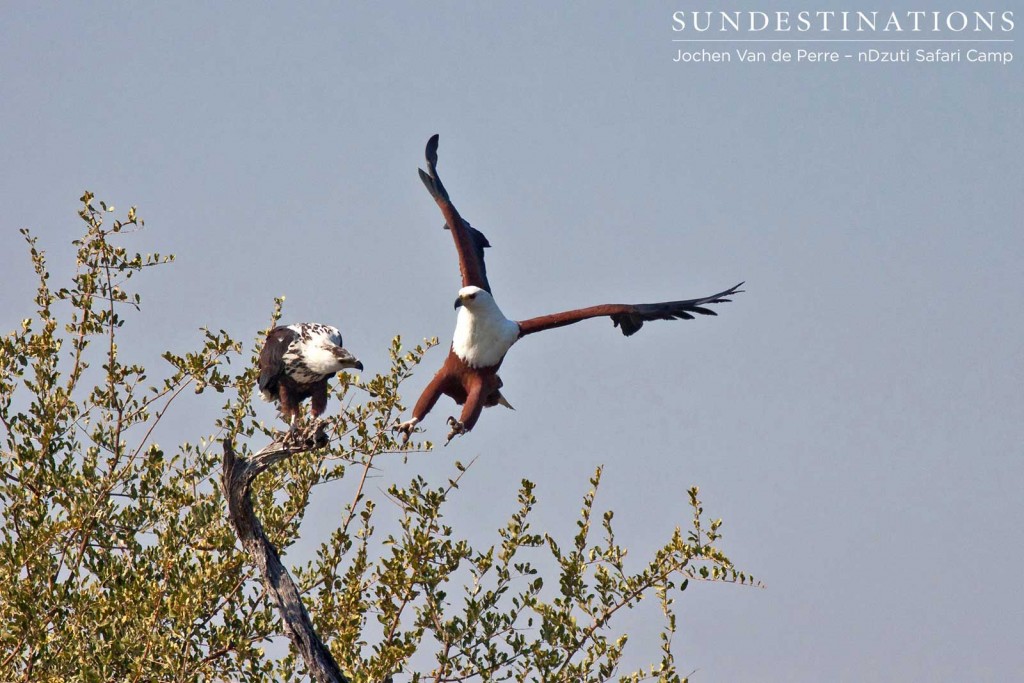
[
  {"x1": 452, "y1": 286, "x2": 519, "y2": 368},
  {"x1": 454, "y1": 285, "x2": 496, "y2": 311}
]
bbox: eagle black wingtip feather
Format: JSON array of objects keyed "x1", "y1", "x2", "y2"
[
  {"x1": 418, "y1": 168, "x2": 448, "y2": 202},
  {"x1": 420, "y1": 135, "x2": 450, "y2": 201},
  {"x1": 418, "y1": 167, "x2": 435, "y2": 191},
  {"x1": 425, "y1": 134, "x2": 440, "y2": 168}
]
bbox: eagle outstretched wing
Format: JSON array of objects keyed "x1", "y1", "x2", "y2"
[
  {"x1": 516, "y1": 282, "x2": 744, "y2": 338},
  {"x1": 419, "y1": 134, "x2": 492, "y2": 293},
  {"x1": 258, "y1": 326, "x2": 297, "y2": 392}
]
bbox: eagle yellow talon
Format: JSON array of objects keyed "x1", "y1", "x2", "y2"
[
  {"x1": 394, "y1": 418, "x2": 419, "y2": 445},
  {"x1": 445, "y1": 417, "x2": 466, "y2": 445}
]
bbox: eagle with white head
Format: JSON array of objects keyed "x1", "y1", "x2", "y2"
[
  {"x1": 258, "y1": 323, "x2": 363, "y2": 429},
  {"x1": 396, "y1": 135, "x2": 743, "y2": 444}
]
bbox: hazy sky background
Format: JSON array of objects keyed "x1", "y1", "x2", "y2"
[{"x1": 2, "y1": 2, "x2": 1021, "y2": 681}]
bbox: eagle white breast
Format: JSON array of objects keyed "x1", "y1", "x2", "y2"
[
  {"x1": 284, "y1": 323, "x2": 346, "y2": 381},
  {"x1": 259, "y1": 323, "x2": 356, "y2": 402},
  {"x1": 452, "y1": 288, "x2": 520, "y2": 368}
]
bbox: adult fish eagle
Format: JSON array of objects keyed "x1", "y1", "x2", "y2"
[
  {"x1": 258, "y1": 323, "x2": 363, "y2": 429},
  {"x1": 396, "y1": 135, "x2": 742, "y2": 444}
]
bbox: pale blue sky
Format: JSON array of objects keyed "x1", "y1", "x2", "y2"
[{"x1": 2, "y1": 2, "x2": 1021, "y2": 680}]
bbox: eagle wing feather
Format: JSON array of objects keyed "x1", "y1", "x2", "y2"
[
  {"x1": 258, "y1": 326, "x2": 297, "y2": 392},
  {"x1": 420, "y1": 134, "x2": 492, "y2": 293},
  {"x1": 516, "y1": 283, "x2": 743, "y2": 338}
]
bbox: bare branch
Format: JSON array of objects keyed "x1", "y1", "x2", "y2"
[{"x1": 221, "y1": 422, "x2": 351, "y2": 683}]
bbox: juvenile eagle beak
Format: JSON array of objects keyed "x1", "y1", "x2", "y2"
[
  {"x1": 454, "y1": 296, "x2": 463, "y2": 310},
  {"x1": 338, "y1": 359, "x2": 363, "y2": 377},
  {"x1": 334, "y1": 348, "x2": 363, "y2": 374}
]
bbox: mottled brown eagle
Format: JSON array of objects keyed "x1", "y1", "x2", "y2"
[{"x1": 258, "y1": 323, "x2": 362, "y2": 429}]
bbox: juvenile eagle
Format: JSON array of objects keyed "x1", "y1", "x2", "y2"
[
  {"x1": 258, "y1": 323, "x2": 363, "y2": 428},
  {"x1": 396, "y1": 135, "x2": 742, "y2": 444}
]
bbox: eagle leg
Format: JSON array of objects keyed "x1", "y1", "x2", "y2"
[
  {"x1": 443, "y1": 378, "x2": 487, "y2": 445},
  {"x1": 282, "y1": 413, "x2": 304, "y2": 443},
  {"x1": 277, "y1": 385, "x2": 302, "y2": 434},
  {"x1": 394, "y1": 368, "x2": 452, "y2": 445},
  {"x1": 310, "y1": 383, "x2": 329, "y2": 420}
]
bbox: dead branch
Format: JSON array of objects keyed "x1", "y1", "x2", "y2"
[{"x1": 221, "y1": 422, "x2": 350, "y2": 683}]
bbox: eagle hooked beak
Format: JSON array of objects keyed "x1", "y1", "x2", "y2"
[
  {"x1": 454, "y1": 296, "x2": 463, "y2": 310},
  {"x1": 336, "y1": 351, "x2": 364, "y2": 374},
  {"x1": 337, "y1": 359, "x2": 363, "y2": 378}
]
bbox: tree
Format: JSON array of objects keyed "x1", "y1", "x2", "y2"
[{"x1": 0, "y1": 194, "x2": 756, "y2": 682}]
